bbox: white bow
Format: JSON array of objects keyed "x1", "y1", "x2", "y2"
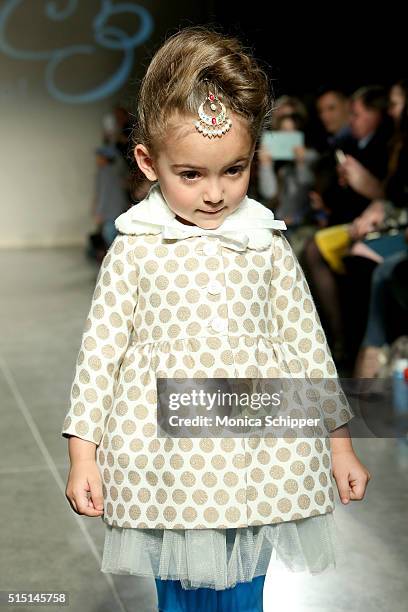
[
  {"x1": 160, "y1": 219, "x2": 286, "y2": 251},
  {"x1": 115, "y1": 183, "x2": 287, "y2": 251}
]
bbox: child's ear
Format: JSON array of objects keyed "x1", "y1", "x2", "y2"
[{"x1": 134, "y1": 144, "x2": 158, "y2": 181}]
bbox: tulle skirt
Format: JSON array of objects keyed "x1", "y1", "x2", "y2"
[{"x1": 100, "y1": 512, "x2": 342, "y2": 590}]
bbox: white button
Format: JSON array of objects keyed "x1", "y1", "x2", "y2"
[
  {"x1": 203, "y1": 242, "x2": 218, "y2": 256},
  {"x1": 210, "y1": 317, "x2": 228, "y2": 332},
  {"x1": 207, "y1": 280, "x2": 222, "y2": 295}
]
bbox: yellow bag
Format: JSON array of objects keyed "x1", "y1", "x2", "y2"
[{"x1": 314, "y1": 224, "x2": 351, "y2": 274}]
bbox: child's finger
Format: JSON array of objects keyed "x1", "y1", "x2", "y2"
[
  {"x1": 68, "y1": 497, "x2": 78, "y2": 513},
  {"x1": 87, "y1": 497, "x2": 103, "y2": 513},
  {"x1": 333, "y1": 473, "x2": 351, "y2": 504},
  {"x1": 349, "y1": 478, "x2": 368, "y2": 501},
  {"x1": 89, "y1": 479, "x2": 104, "y2": 511},
  {"x1": 74, "y1": 489, "x2": 102, "y2": 516}
]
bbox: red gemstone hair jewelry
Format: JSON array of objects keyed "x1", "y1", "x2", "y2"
[{"x1": 194, "y1": 91, "x2": 232, "y2": 138}]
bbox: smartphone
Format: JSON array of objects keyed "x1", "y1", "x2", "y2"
[{"x1": 335, "y1": 149, "x2": 347, "y2": 165}]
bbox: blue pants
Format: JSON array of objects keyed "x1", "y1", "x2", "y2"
[
  {"x1": 361, "y1": 250, "x2": 407, "y2": 347},
  {"x1": 155, "y1": 574, "x2": 266, "y2": 612}
]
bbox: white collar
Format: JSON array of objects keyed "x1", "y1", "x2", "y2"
[{"x1": 115, "y1": 183, "x2": 286, "y2": 251}]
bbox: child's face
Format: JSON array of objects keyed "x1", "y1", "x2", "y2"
[{"x1": 134, "y1": 112, "x2": 254, "y2": 228}]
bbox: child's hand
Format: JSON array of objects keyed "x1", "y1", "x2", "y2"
[
  {"x1": 65, "y1": 459, "x2": 104, "y2": 517},
  {"x1": 331, "y1": 449, "x2": 371, "y2": 505}
]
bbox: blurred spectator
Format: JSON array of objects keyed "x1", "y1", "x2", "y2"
[
  {"x1": 103, "y1": 104, "x2": 132, "y2": 157},
  {"x1": 388, "y1": 79, "x2": 408, "y2": 124},
  {"x1": 348, "y1": 80, "x2": 408, "y2": 255},
  {"x1": 92, "y1": 145, "x2": 129, "y2": 248},
  {"x1": 271, "y1": 95, "x2": 308, "y2": 129},
  {"x1": 335, "y1": 86, "x2": 393, "y2": 200},
  {"x1": 318, "y1": 85, "x2": 393, "y2": 225},
  {"x1": 353, "y1": 245, "x2": 408, "y2": 377},
  {"x1": 345, "y1": 79, "x2": 408, "y2": 375},
  {"x1": 257, "y1": 112, "x2": 318, "y2": 255},
  {"x1": 316, "y1": 86, "x2": 352, "y2": 149},
  {"x1": 102, "y1": 104, "x2": 134, "y2": 202},
  {"x1": 301, "y1": 85, "x2": 394, "y2": 363}
]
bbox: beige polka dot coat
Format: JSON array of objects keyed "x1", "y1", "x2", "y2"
[{"x1": 61, "y1": 183, "x2": 354, "y2": 530}]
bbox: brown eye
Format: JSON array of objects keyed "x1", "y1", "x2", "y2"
[
  {"x1": 180, "y1": 171, "x2": 200, "y2": 181},
  {"x1": 226, "y1": 166, "x2": 244, "y2": 175}
]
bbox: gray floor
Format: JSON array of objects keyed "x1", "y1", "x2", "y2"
[{"x1": 0, "y1": 247, "x2": 407, "y2": 612}]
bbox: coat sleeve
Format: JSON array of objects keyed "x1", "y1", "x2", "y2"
[
  {"x1": 61, "y1": 234, "x2": 138, "y2": 445},
  {"x1": 271, "y1": 230, "x2": 354, "y2": 433}
]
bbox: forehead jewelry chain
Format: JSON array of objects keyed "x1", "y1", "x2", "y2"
[{"x1": 194, "y1": 91, "x2": 232, "y2": 138}]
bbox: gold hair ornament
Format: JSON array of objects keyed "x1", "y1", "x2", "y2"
[{"x1": 193, "y1": 91, "x2": 232, "y2": 138}]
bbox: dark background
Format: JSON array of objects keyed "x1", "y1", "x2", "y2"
[{"x1": 178, "y1": 2, "x2": 406, "y2": 98}]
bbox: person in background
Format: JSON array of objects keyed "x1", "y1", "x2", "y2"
[
  {"x1": 249, "y1": 95, "x2": 309, "y2": 201},
  {"x1": 388, "y1": 78, "x2": 408, "y2": 124},
  {"x1": 102, "y1": 104, "x2": 132, "y2": 157},
  {"x1": 301, "y1": 85, "x2": 394, "y2": 363},
  {"x1": 257, "y1": 112, "x2": 319, "y2": 255},
  {"x1": 316, "y1": 86, "x2": 352, "y2": 149},
  {"x1": 347, "y1": 79, "x2": 408, "y2": 260},
  {"x1": 307, "y1": 87, "x2": 353, "y2": 231},
  {"x1": 346, "y1": 79, "x2": 408, "y2": 376},
  {"x1": 317, "y1": 85, "x2": 393, "y2": 225},
  {"x1": 102, "y1": 104, "x2": 134, "y2": 203},
  {"x1": 271, "y1": 94, "x2": 308, "y2": 128},
  {"x1": 92, "y1": 145, "x2": 129, "y2": 248},
  {"x1": 336, "y1": 85, "x2": 394, "y2": 202}
]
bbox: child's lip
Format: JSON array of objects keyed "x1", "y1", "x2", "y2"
[{"x1": 198, "y1": 207, "x2": 225, "y2": 214}]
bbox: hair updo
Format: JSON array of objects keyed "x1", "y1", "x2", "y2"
[{"x1": 133, "y1": 26, "x2": 273, "y2": 154}]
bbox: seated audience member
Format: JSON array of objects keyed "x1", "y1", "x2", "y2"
[
  {"x1": 257, "y1": 113, "x2": 319, "y2": 255},
  {"x1": 346, "y1": 79, "x2": 408, "y2": 375},
  {"x1": 301, "y1": 85, "x2": 394, "y2": 363},
  {"x1": 271, "y1": 95, "x2": 308, "y2": 129},
  {"x1": 316, "y1": 85, "x2": 352, "y2": 150}
]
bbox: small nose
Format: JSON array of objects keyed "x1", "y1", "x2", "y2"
[{"x1": 203, "y1": 180, "x2": 223, "y2": 205}]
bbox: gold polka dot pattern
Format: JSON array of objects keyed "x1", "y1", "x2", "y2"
[{"x1": 61, "y1": 231, "x2": 354, "y2": 530}]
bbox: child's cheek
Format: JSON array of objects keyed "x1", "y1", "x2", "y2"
[{"x1": 233, "y1": 179, "x2": 250, "y2": 205}]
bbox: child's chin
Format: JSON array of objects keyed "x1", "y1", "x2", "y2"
[{"x1": 197, "y1": 219, "x2": 224, "y2": 230}]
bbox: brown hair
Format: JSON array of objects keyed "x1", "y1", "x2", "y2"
[
  {"x1": 132, "y1": 26, "x2": 273, "y2": 154},
  {"x1": 351, "y1": 85, "x2": 389, "y2": 116}
]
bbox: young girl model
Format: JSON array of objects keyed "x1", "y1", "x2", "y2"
[{"x1": 61, "y1": 27, "x2": 371, "y2": 612}]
